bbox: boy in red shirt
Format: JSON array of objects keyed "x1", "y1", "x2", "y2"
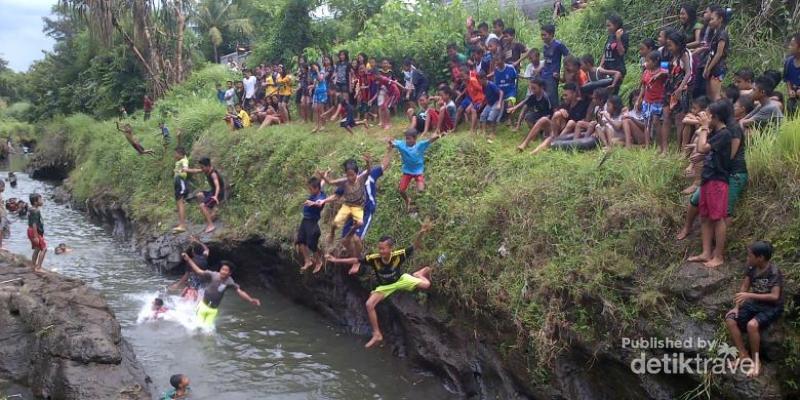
[{"x1": 464, "y1": 70, "x2": 486, "y2": 134}]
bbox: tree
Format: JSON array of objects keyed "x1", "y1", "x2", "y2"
[{"x1": 194, "y1": 0, "x2": 254, "y2": 62}]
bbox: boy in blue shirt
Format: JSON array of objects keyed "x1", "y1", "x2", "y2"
[
  {"x1": 296, "y1": 176, "x2": 326, "y2": 272},
  {"x1": 541, "y1": 24, "x2": 570, "y2": 107},
  {"x1": 342, "y1": 144, "x2": 393, "y2": 242},
  {"x1": 389, "y1": 128, "x2": 443, "y2": 212},
  {"x1": 479, "y1": 73, "x2": 504, "y2": 140}
]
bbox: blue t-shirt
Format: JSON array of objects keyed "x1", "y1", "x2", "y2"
[
  {"x1": 480, "y1": 53, "x2": 493, "y2": 76},
  {"x1": 393, "y1": 139, "x2": 432, "y2": 176},
  {"x1": 364, "y1": 167, "x2": 383, "y2": 212},
  {"x1": 784, "y1": 56, "x2": 800, "y2": 87},
  {"x1": 216, "y1": 89, "x2": 225, "y2": 103},
  {"x1": 302, "y1": 192, "x2": 326, "y2": 220},
  {"x1": 493, "y1": 64, "x2": 518, "y2": 99},
  {"x1": 484, "y1": 82, "x2": 502, "y2": 106},
  {"x1": 161, "y1": 126, "x2": 170, "y2": 138},
  {"x1": 542, "y1": 40, "x2": 570, "y2": 77}
]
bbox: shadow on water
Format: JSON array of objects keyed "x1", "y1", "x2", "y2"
[{"x1": 1, "y1": 170, "x2": 453, "y2": 400}]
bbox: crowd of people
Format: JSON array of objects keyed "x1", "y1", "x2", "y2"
[
  {"x1": 170, "y1": 3, "x2": 795, "y2": 381},
  {"x1": 20, "y1": 4, "x2": 795, "y2": 396}
]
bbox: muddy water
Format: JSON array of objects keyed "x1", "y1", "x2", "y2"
[{"x1": 1, "y1": 171, "x2": 452, "y2": 399}]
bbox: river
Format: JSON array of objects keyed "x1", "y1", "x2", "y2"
[{"x1": 0, "y1": 170, "x2": 453, "y2": 400}]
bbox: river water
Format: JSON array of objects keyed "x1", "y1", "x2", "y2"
[{"x1": 1, "y1": 171, "x2": 452, "y2": 400}]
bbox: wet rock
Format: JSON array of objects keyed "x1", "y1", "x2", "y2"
[
  {"x1": 665, "y1": 262, "x2": 733, "y2": 301},
  {"x1": 0, "y1": 254, "x2": 152, "y2": 400}
]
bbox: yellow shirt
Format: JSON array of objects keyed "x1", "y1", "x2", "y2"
[
  {"x1": 238, "y1": 110, "x2": 251, "y2": 127},
  {"x1": 264, "y1": 76, "x2": 278, "y2": 97},
  {"x1": 174, "y1": 156, "x2": 188, "y2": 179},
  {"x1": 277, "y1": 74, "x2": 293, "y2": 96}
]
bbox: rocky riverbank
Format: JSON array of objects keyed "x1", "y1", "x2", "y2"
[{"x1": 0, "y1": 253, "x2": 152, "y2": 400}]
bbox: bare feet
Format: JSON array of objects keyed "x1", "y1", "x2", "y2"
[
  {"x1": 172, "y1": 225, "x2": 187, "y2": 234},
  {"x1": 516, "y1": 145, "x2": 525, "y2": 152},
  {"x1": 704, "y1": 257, "x2": 724, "y2": 268},
  {"x1": 301, "y1": 261, "x2": 313, "y2": 271},
  {"x1": 312, "y1": 259, "x2": 324, "y2": 273},
  {"x1": 675, "y1": 227, "x2": 691, "y2": 241},
  {"x1": 365, "y1": 333, "x2": 383, "y2": 348},
  {"x1": 687, "y1": 254, "x2": 710, "y2": 263},
  {"x1": 203, "y1": 224, "x2": 216, "y2": 234},
  {"x1": 311, "y1": 128, "x2": 319, "y2": 133}
]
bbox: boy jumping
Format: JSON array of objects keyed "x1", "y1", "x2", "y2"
[
  {"x1": 389, "y1": 128, "x2": 442, "y2": 212},
  {"x1": 326, "y1": 220, "x2": 433, "y2": 348}
]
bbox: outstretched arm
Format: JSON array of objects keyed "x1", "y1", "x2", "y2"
[
  {"x1": 236, "y1": 288, "x2": 261, "y2": 306},
  {"x1": 325, "y1": 254, "x2": 360, "y2": 265},
  {"x1": 181, "y1": 253, "x2": 211, "y2": 277},
  {"x1": 190, "y1": 236, "x2": 210, "y2": 257},
  {"x1": 381, "y1": 142, "x2": 393, "y2": 171},
  {"x1": 170, "y1": 272, "x2": 189, "y2": 290}
]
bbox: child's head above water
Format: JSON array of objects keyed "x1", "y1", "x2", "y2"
[
  {"x1": 169, "y1": 374, "x2": 190, "y2": 391},
  {"x1": 29, "y1": 193, "x2": 43, "y2": 207}
]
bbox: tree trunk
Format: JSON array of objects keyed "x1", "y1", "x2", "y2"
[
  {"x1": 112, "y1": 15, "x2": 168, "y2": 98},
  {"x1": 174, "y1": 0, "x2": 186, "y2": 83},
  {"x1": 214, "y1": 45, "x2": 219, "y2": 64}
]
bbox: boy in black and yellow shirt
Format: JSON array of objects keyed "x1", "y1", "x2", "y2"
[{"x1": 326, "y1": 220, "x2": 433, "y2": 349}]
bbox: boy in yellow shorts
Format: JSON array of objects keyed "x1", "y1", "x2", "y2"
[
  {"x1": 320, "y1": 159, "x2": 369, "y2": 249},
  {"x1": 325, "y1": 220, "x2": 433, "y2": 349}
]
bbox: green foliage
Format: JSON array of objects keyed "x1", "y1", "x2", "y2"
[
  {"x1": 250, "y1": 0, "x2": 314, "y2": 64},
  {"x1": 1, "y1": 102, "x2": 33, "y2": 121},
  {"x1": 330, "y1": 0, "x2": 536, "y2": 84}
]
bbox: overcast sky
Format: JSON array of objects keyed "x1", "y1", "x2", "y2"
[{"x1": 0, "y1": 0, "x2": 56, "y2": 71}]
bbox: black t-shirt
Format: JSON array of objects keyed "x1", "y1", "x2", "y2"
[
  {"x1": 701, "y1": 127, "x2": 732, "y2": 183},
  {"x1": 523, "y1": 93, "x2": 553, "y2": 117},
  {"x1": 563, "y1": 98, "x2": 590, "y2": 122},
  {"x1": 746, "y1": 263, "x2": 783, "y2": 307},
  {"x1": 358, "y1": 246, "x2": 414, "y2": 285},
  {"x1": 730, "y1": 125, "x2": 747, "y2": 174},
  {"x1": 708, "y1": 28, "x2": 729, "y2": 71},
  {"x1": 335, "y1": 62, "x2": 351, "y2": 85},
  {"x1": 602, "y1": 32, "x2": 629, "y2": 73},
  {"x1": 504, "y1": 42, "x2": 527, "y2": 64},
  {"x1": 206, "y1": 169, "x2": 225, "y2": 199}
]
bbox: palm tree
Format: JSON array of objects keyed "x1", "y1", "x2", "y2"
[{"x1": 194, "y1": 0, "x2": 254, "y2": 62}]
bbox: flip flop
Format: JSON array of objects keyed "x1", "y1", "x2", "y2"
[{"x1": 172, "y1": 227, "x2": 186, "y2": 234}]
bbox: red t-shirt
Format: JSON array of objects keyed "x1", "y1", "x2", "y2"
[
  {"x1": 642, "y1": 69, "x2": 666, "y2": 103},
  {"x1": 358, "y1": 71, "x2": 372, "y2": 102},
  {"x1": 379, "y1": 76, "x2": 401, "y2": 98},
  {"x1": 143, "y1": 97, "x2": 153, "y2": 112},
  {"x1": 466, "y1": 72, "x2": 485, "y2": 105}
]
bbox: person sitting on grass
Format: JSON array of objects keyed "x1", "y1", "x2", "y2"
[
  {"x1": 509, "y1": 78, "x2": 552, "y2": 150},
  {"x1": 115, "y1": 122, "x2": 155, "y2": 156},
  {"x1": 407, "y1": 94, "x2": 440, "y2": 137},
  {"x1": 478, "y1": 72, "x2": 504, "y2": 140},
  {"x1": 528, "y1": 83, "x2": 589, "y2": 155},
  {"x1": 725, "y1": 240, "x2": 783, "y2": 378},
  {"x1": 740, "y1": 75, "x2": 784, "y2": 132},
  {"x1": 235, "y1": 104, "x2": 251, "y2": 128},
  {"x1": 183, "y1": 157, "x2": 225, "y2": 234},
  {"x1": 389, "y1": 128, "x2": 443, "y2": 212},
  {"x1": 325, "y1": 220, "x2": 433, "y2": 348},
  {"x1": 296, "y1": 176, "x2": 326, "y2": 273},
  {"x1": 687, "y1": 100, "x2": 733, "y2": 268}
]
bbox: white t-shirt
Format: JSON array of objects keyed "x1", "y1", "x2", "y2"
[
  {"x1": 523, "y1": 61, "x2": 544, "y2": 79},
  {"x1": 243, "y1": 76, "x2": 257, "y2": 99},
  {"x1": 224, "y1": 88, "x2": 236, "y2": 106}
]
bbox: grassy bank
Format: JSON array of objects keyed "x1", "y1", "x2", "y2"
[{"x1": 27, "y1": 63, "x2": 800, "y2": 392}]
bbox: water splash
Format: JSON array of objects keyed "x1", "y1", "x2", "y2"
[{"x1": 132, "y1": 291, "x2": 215, "y2": 335}]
